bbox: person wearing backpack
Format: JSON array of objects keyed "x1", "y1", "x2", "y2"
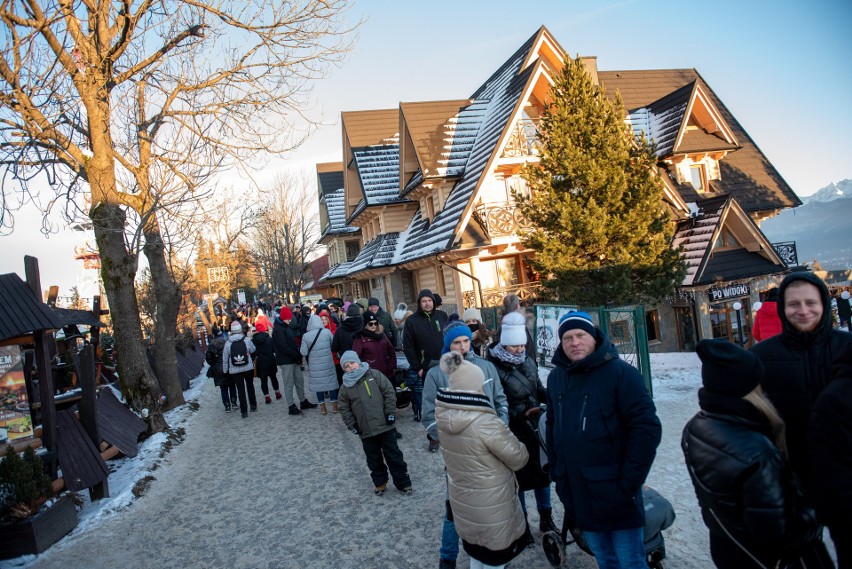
[
  {"x1": 206, "y1": 325, "x2": 237, "y2": 412},
  {"x1": 223, "y1": 320, "x2": 257, "y2": 418}
]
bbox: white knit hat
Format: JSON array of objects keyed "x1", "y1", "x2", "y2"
[
  {"x1": 393, "y1": 302, "x2": 408, "y2": 320},
  {"x1": 440, "y1": 351, "x2": 484, "y2": 393},
  {"x1": 500, "y1": 311, "x2": 527, "y2": 346},
  {"x1": 462, "y1": 307, "x2": 482, "y2": 322}
]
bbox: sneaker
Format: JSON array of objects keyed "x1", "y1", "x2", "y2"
[
  {"x1": 428, "y1": 438, "x2": 440, "y2": 453},
  {"x1": 288, "y1": 404, "x2": 302, "y2": 416},
  {"x1": 230, "y1": 397, "x2": 238, "y2": 407},
  {"x1": 542, "y1": 531, "x2": 565, "y2": 568},
  {"x1": 401, "y1": 487, "x2": 413, "y2": 495},
  {"x1": 241, "y1": 412, "x2": 248, "y2": 419},
  {"x1": 438, "y1": 559, "x2": 456, "y2": 569},
  {"x1": 300, "y1": 399, "x2": 318, "y2": 410},
  {"x1": 275, "y1": 391, "x2": 282, "y2": 400},
  {"x1": 413, "y1": 408, "x2": 422, "y2": 422},
  {"x1": 265, "y1": 395, "x2": 272, "y2": 404},
  {"x1": 374, "y1": 484, "x2": 387, "y2": 496},
  {"x1": 224, "y1": 403, "x2": 232, "y2": 413}
]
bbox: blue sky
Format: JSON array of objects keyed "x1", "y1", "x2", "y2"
[{"x1": 2, "y1": 0, "x2": 850, "y2": 294}]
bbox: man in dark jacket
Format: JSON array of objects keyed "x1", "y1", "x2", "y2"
[
  {"x1": 272, "y1": 306, "x2": 315, "y2": 415},
  {"x1": 368, "y1": 297, "x2": 398, "y2": 347},
  {"x1": 403, "y1": 289, "x2": 448, "y2": 422},
  {"x1": 332, "y1": 304, "x2": 364, "y2": 357},
  {"x1": 546, "y1": 311, "x2": 661, "y2": 569},
  {"x1": 751, "y1": 271, "x2": 852, "y2": 486},
  {"x1": 808, "y1": 343, "x2": 852, "y2": 568}
]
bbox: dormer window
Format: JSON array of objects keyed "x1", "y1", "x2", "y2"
[
  {"x1": 690, "y1": 164, "x2": 706, "y2": 192},
  {"x1": 425, "y1": 195, "x2": 436, "y2": 221}
]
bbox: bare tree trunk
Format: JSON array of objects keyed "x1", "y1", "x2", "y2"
[
  {"x1": 143, "y1": 224, "x2": 186, "y2": 410},
  {"x1": 92, "y1": 202, "x2": 167, "y2": 432}
]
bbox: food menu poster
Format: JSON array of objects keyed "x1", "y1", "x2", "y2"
[{"x1": 0, "y1": 346, "x2": 33, "y2": 443}]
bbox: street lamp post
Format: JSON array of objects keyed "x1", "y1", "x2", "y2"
[{"x1": 732, "y1": 301, "x2": 744, "y2": 345}]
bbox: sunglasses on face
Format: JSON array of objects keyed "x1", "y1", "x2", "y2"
[{"x1": 366, "y1": 322, "x2": 377, "y2": 327}]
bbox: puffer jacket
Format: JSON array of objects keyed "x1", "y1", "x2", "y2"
[
  {"x1": 251, "y1": 331, "x2": 276, "y2": 377},
  {"x1": 488, "y1": 348, "x2": 549, "y2": 491},
  {"x1": 222, "y1": 332, "x2": 256, "y2": 375},
  {"x1": 751, "y1": 271, "x2": 852, "y2": 483},
  {"x1": 338, "y1": 368, "x2": 396, "y2": 439},
  {"x1": 402, "y1": 304, "x2": 448, "y2": 374},
  {"x1": 436, "y1": 388, "x2": 528, "y2": 558},
  {"x1": 546, "y1": 332, "x2": 661, "y2": 532},
  {"x1": 752, "y1": 300, "x2": 782, "y2": 342},
  {"x1": 422, "y1": 351, "x2": 508, "y2": 442},
  {"x1": 352, "y1": 325, "x2": 396, "y2": 379},
  {"x1": 300, "y1": 315, "x2": 338, "y2": 393},
  {"x1": 272, "y1": 317, "x2": 301, "y2": 365},
  {"x1": 682, "y1": 389, "x2": 819, "y2": 568}
]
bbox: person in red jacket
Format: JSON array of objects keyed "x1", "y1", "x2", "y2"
[
  {"x1": 752, "y1": 288, "x2": 782, "y2": 342},
  {"x1": 353, "y1": 313, "x2": 396, "y2": 380}
]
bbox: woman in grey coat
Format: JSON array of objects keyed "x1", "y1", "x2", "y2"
[{"x1": 301, "y1": 314, "x2": 339, "y2": 414}]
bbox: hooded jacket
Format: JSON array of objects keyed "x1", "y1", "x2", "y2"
[
  {"x1": 272, "y1": 317, "x2": 302, "y2": 365},
  {"x1": 251, "y1": 331, "x2": 276, "y2": 376},
  {"x1": 205, "y1": 334, "x2": 228, "y2": 386},
  {"x1": 546, "y1": 331, "x2": 661, "y2": 532},
  {"x1": 436, "y1": 388, "x2": 529, "y2": 563},
  {"x1": 352, "y1": 324, "x2": 397, "y2": 380},
  {"x1": 683, "y1": 390, "x2": 819, "y2": 568},
  {"x1": 331, "y1": 314, "x2": 363, "y2": 356},
  {"x1": 807, "y1": 343, "x2": 852, "y2": 547},
  {"x1": 338, "y1": 367, "x2": 396, "y2": 439},
  {"x1": 751, "y1": 271, "x2": 852, "y2": 483},
  {"x1": 402, "y1": 290, "x2": 448, "y2": 374},
  {"x1": 222, "y1": 332, "x2": 256, "y2": 375},
  {"x1": 422, "y1": 351, "x2": 508, "y2": 442},
  {"x1": 300, "y1": 315, "x2": 338, "y2": 393}
]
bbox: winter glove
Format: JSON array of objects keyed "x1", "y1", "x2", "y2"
[
  {"x1": 351, "y1": 428, "x2": 360, "y2": 435},
  {"x1": 386, "y1": 414, "x2": 396, "y2": 425}
]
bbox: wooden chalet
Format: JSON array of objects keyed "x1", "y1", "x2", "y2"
[{"x1": 316, "y1": 27, "x2": 800, "y2": 351}]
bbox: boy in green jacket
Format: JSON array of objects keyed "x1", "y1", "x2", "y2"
[{"x1": 338, "y1": 351, "x2": 413, "y2": 496}]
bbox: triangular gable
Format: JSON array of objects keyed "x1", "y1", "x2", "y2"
[
  {"x1": 672, "y1": 82, "x2": 738, "y2": 154},
  {"x1": 342, "y1": 109, "x2": 399, "y2": 211},
  {"x1": 519, "y1": 25, "x2": 565, "y2": 75},
  {"x1": 399, "y1": 100, "x2": 473, "y2": 179},
  {"x1": 673, "y1": 195, "x2": 785, "y2": 286}
]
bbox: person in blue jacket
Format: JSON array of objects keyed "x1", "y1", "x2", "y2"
[{"x1": 545, "y1": 311, "x2": 661, "y2": 569}]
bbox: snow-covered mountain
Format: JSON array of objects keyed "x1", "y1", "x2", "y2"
[{"x1": 760, "y1": 179, "x2": 852, "y2": 269}]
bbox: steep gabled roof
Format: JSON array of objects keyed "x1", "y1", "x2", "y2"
[
  {"x1": 352, "y1": 143, "x2": 401, "y2": 205},
  {"x1": 672, "y1": 195, "x2": 786, "y2": 286},
  {"x1": 321, "y1": 188, "x2": 359, "y2": 238},
  {"x1": 401, "y1": 100, "x2": 474, "y2": 178},
  {"x1": 598, "y1": 68, "x2": 800, "y2": 212},
  {"x1": 347, "y1": 233, "x2": 400, "y2": 274},
  {"x1": 316, "y1": 162, "x2": 344, "y2": 198},
  {"x1": 398, "y1": 29, "x2": 540, "y2": 264},
  {"x1": 0, "y1": 272, "x2": 63, "y2": 341},
  {"x1": 319, "y1": 260, "x2": 354, "y2": 283}
]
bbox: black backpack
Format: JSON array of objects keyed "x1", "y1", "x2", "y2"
[{"x1": 229, "y1": 339, "x2": 248, "y2": 367}]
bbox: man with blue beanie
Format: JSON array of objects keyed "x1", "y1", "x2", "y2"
[
  {"x1": 423, "y1": 319, "x2": 510, "y2": 569},
  {"x1": 542, "y1": 311, "x2": 661, "y2": 569}
]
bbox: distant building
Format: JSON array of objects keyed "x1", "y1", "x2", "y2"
[{"x1": 316, "y1": 26, "x2": 799, "y2": 351}]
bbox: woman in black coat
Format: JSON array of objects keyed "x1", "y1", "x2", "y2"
[
  {"x1": 487, "y1": 311, "x2": 556, "y2": 534},
  {"x1": 683, "y1": 339, "x2": 820, "y2": 569}
]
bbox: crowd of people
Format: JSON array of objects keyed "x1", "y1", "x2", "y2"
[{"x1": 202, "y1": 272, "x2": 851, "y2": 569}]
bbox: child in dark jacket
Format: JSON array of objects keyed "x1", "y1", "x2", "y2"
[
  {"x1": 338, "y1": 351, "x2": 412, "y2": 496},
  {"x1": 252, "y1": 321, "x2": 281, "y2": 404}
]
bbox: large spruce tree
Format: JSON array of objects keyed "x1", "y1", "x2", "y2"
[{"x1": 517, "y1": 57, "x2": 685, "y2": 306}]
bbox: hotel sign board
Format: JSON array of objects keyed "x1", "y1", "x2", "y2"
[{"x1": 709, "y1": 284, "x2": 750, "y2": 302}]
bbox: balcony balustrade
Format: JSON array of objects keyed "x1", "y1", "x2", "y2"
[
  {"x1": 501, "y1": 119, "x2": 540, "y2": 158},
  {"x1": 462, "y1": 282, "x2": 542, "y2": 309}
]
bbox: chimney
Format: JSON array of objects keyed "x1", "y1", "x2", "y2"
[{"x1": 580, "y1": 56, "x2": 599, "y2": 86}]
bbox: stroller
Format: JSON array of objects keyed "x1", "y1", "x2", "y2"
[
  {"x1": 391, "y1": 368, "x2": 412, "y2": 409},
  {"x1": 535, "y1": 411, "x2": 675, "y2": 569}
]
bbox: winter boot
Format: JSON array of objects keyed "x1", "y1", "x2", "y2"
[
  {"x1": 224, "y1": 402, "x2": 232, "y2": 413},
  {"x1": 288, "y1": 404, "x2": 302, "y2": 416},
  {"x1": 539, "y1": 508, "x2": 558, "y2": 534},
  {"x1": 265, "y1": 395, "x2": 272, "y2": 404},
  {"x1": 300, "y1": 399, "x2": 317, "y2": 410},
  {"x1": 331, "y1": 401, "x2": 339, "y2": 414},
  {"x1": 374, "y1": 483, "x2": 386, "y2": 496},
  {"x1": 438, "y1": 559, "x2": 456, "y2": 569},
  {"x1": 274, "y1": 391, "x2": 282, "y2": 400},
  {"x1": 319, "y1": 402, "x2": 328, "y2": 415}
]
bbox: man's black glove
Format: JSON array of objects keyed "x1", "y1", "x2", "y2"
[{"x1": 386, "y1": 414, "x2": 396, "y2": 425}]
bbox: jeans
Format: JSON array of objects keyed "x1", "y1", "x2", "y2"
[
  {"x1": 439, "y1": 511, "x2": 459, "y2": 561},
  {"x1": 278, "y1": 363, "x2": 305, "y2": 405},
  {"x1": 219, "y1": 382, "x2": 237, "y2": 407},
  {"x1": 583, "y1": 527, "x2": 646, "y2": 569},
  {"x1": 518, "y1": 485, "x2": 551, "y2": 513},
  {"x1": 407, "y1": 369, "x2": 423, "y2": 414},
  {"x1": 316, "y1": 389, "x2": 339, "y2": 403}
]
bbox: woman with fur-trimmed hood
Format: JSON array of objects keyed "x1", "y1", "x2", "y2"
[{"x1": 436, "y1": 350, "x2": 532, "y2": 568}]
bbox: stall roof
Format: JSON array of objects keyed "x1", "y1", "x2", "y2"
[
  {"x1": 50, "y1": 307, "x2": 106, "y2": 328},
  {"x1": 0, "y1": 272, "x2": 64, "y2": 342}
]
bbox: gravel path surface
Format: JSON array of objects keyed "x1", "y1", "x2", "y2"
[{"x1": 21, "y1": 359, "x2": 713, "y2": 569}]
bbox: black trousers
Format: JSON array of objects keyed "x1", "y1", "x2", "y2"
[
  {"x1": 258, "y1": 370, "x2": 280, "y2": 395},
  {"x1": 231, "y1": 371, "x2": 257, "y2": 414},
  {"x1": 360, "y1": 429, "x2": 410, "y2": 490}
]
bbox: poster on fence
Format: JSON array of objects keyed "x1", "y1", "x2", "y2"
[
  {"x1": 534, "y1": 304, "x2": 584, "y2": 365},
  {"x1": 0, "y1": 345, "x2": 33, "y2": 444}
]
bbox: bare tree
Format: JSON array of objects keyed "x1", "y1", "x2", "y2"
[
  {"x1": 0, "y1": 1, "x2": 356, "y2": 430},
  {"x1": 251, "y1": 171, "x2": 321, "y2": 303}
]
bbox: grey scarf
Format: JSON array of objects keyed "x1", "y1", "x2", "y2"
[
  {"x1": 490, "y1": 342, "x2": 526, "y2": 365},
  {"x1": 342, "y1": 362, "x2": 370, "y2": 387}
]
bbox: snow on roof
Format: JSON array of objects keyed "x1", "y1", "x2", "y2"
[
  {"x1": 346, "y1": 232, "x2": 400, "y2": 274},
  {"x1": 319, "y1": 260, "x2": 354, "y2": 282},
  {"x1": 627, "y1": 82, "x2": 692, "y2": 156},
  {"x1": 353, "y1": 142, "x2": 402, "y2": 205},
  {"x1": 322, "y1": 188, "x2": 359, "y2": 237},
  {"x1": 672, "y1": 196, "x2": 728, "y2": 285}
]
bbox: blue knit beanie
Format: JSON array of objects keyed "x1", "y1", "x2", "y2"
[
  {"x1": 558, "y1": 311, "x2": 596, "y2": 340},
  {"x1": 442, "y1": 320, "x2": 473, "y2": 354}
]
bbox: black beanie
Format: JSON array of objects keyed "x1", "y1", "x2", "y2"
[
  {"x1": 346, "y1": 304, "x2": 362, "y2": 317},
  {"x1": 368, "y1": 297, "x2": 380, "y2": 307},
  {"x1": 696, "y1": 339, "x2": 763, "y2": 398}
]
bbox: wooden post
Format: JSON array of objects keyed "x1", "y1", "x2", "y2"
[
  {"x1": 23, "y1": 256, "x2": 57, "y2": 477},
  {"x1": 78, "y1": 345, "x2": 108, "y2": 500},
  {"x1": 91, "y1": 296, "x2": 102, "y2": 349}
]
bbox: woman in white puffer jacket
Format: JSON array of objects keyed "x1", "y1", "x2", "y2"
[
  {"x1": 301, "y1": 314, "x2": 339, "y2": 414},
  {"x1": 435, "y1": 351, "x2": 532, "y2": 569}
]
